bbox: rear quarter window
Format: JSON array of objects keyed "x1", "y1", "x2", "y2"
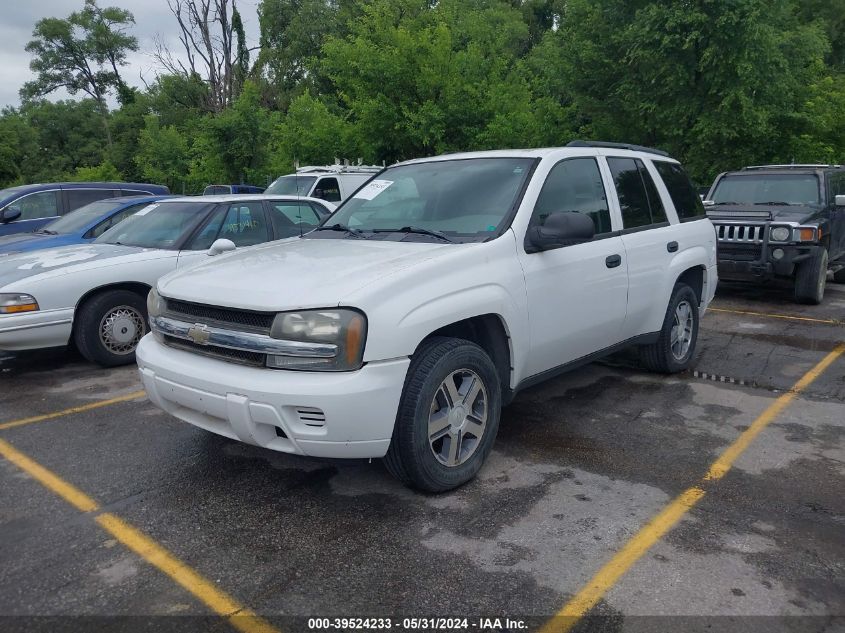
[{"x1": 654, "y1": 161, "x2": 706, "y2": 220}]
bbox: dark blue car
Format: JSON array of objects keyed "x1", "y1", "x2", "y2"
[
  {"x1": 202, "y1": 184, "x2": 266, "y2": 195},
  {"x1": 0, "y1": 182, "x2": 170, "y2": 237},
  {"x1": 0, "y1": 195, "x2": 173, "y2": 255}
]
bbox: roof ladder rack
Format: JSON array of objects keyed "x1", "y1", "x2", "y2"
[{"x1": 566, "y1": 140, "x2": 670, "y2": 157}]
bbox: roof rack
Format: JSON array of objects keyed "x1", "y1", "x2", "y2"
[
  {"x1": 743, "y1": 164, "x2": 841, "y2": 170},
  {"x1": 566, "y1": 140, "x2": 670, "y2": 157},
  {"x1": 294, "y1": 158, "x2": 384, "y2": 175}
]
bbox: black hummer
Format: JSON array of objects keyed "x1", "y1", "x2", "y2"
[{"x1": 706, "y1": 164, "x2": 845, "y2": 304}]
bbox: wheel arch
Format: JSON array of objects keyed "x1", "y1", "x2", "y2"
[
  {"x1": 417, "y1": 314, "x2": 514, "y2": 404},
  {"x1": 675, "y1": 265, "x2": 706, "y2": 306}
]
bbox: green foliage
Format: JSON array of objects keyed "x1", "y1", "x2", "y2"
[
  {"x1": 135, "y1": 115, "x2": 190, "y2": 193},
  {"x1": 3, "y1": 0, "x2": 845, "y2": 191},
  {"x1": 70, "y1": 159, "x2": 122, "y2": 181}
]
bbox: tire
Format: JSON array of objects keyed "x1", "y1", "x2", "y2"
[
  {"x1": 74, "y1": 289, "x2": 148, "y2": 367},
  {"x1": 384, "y1": 337, "x2": 501, "y2": 492},
  {"x1": 794, "y1": 247, "x2": 828, "y2": 305},
  {"x1": 639, "y1": 283, "x2": 700, "y2": 374}
]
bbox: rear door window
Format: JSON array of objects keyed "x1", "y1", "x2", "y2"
[
  {"x1": 654, "y1": 161, "x2": 706, "y2": 220},
  {"x1": 607, "y1": 157, "x2": 667, "y2": 229},
  {"x1": 268, "y1": 201, "x2": 321, "y2": 239},
  {"x1": 66, "y1": 188, "x2": 116, "y2": 211}
]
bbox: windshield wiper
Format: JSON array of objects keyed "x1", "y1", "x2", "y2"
[
  {"x1": 755, "y1": 201, "x2": 795, "y2": 206},
  {"x1": 35, "y1": 229, "x2": 58, "y2": 235},
  {"x1": 313, "y1": 223, "x2": 367, "y2": 239},
  {"x1": 711, "y1": 201, "x2": 741, "y2": 206},
  {"x1": 372, "y1": 226, "x2": 455, "y2": 243}
]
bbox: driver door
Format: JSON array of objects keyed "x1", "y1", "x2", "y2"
[{"x1": 516, "y1": 157, "x2": 629, "y2": 378}]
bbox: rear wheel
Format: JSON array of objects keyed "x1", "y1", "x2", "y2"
[
  {"x1": 384, "y1": 337, "x2": 501, "y2": 492},
  {"x1": 639, "y1": 283, "x2": 699, "y2": 374},
  {"x1": 74, "y1": 289, "x2": 148, "y2": 367},
  {"x1": 794, "y1": 247, "x2": 828, "y2": 304}
]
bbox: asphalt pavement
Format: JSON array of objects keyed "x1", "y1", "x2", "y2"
[{"x1": 1, "y1": 282, "x2": 843, "y2": 633}]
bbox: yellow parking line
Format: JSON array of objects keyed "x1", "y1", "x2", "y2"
[
  {"x1": 0, "y1": 438, "x2": 279, "y2": 633},
  {"x1": 708, "y1": 307, "x2": 840, "y2": 325},
  {"x1": 539, "y1": 343, "x2": 845, "y2": 633},
  {"x1": 0, "y1": 390, "x2": 146, "y2": 431}
]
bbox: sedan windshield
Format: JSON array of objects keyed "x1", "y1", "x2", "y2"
[
  {"x1": 323, "y1": 158, "x2": 536, "y2": 242},
  {"x1": 95, "y1": 201, "x2": 212, "y2": 249},
  {"x1": 41, "y1": 200, "x2": 125, "y2": 234},
  {"x1": 265, "y1": 176, "x2": 317, "y2": 196},
  {"x1": 711, "y1": 174, "x2": 820, "y2": 205}
]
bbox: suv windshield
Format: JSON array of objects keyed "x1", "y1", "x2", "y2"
[
  {"x1": 95, "y1": 201, "x2": 212, "y2": 249},
  {"x1": 41, "y1": 200, "x2": 124, "y2": 234},
  {"x1": 265, "y1": 176, "x2": 317, "y2": 196},
  {"x1": 323, "y1": 158, "x2": 536, "y2": 242},
  {"x1": 711, "y1": 174, "x2": 820, "y2": 205}
]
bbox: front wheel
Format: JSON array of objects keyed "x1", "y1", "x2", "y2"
[
  {"x1": 639, "y1": 283, "x2": 700, "y2": 374},
  {"x1": 794, "y1": 247, "x2": 828, "y2": 304},
  {"x1": 384, "y1": 337, "x2": 501, "y2": 492},
  {"x1": 74, "y1": 289, "x2": 148, "y2": 367}
]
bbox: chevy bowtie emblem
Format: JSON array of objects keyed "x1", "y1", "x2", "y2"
[{"x1": 187, "y1": 323, "x2": 211, "y2": 345}]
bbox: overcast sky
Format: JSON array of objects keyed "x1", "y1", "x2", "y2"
[{"x1": 0, "y1": 0, "x2": 261, "y2": 109}]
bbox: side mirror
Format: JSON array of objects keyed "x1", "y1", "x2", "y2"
[
  {"x1": 835, "y1": 195, "x2": 845, "y2": 207},
  {"x1": 0, "y1": 205, "x2": 22, "y2": 224},
  {"x1": 527, "y1": 212, "x2": 595, "y2": 252},
  {"x1": 207, "y1": 238, "x2": 236, "y2": 256}
]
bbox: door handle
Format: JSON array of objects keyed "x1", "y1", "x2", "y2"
[
  {"x1": 605, "y1": 254, "x2": 622, "y2": 268},
  {"x1": 667, "y1": 241, "x2": 679, "y2": 253}
]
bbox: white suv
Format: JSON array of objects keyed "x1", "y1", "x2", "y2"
[{"x1": 137, "y1": 142, "x2": 717, "y2": 491}]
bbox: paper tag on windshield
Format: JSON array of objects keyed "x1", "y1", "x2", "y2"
[
  {"x1": 134, "y1": 203, "x2": 159, "y2": 216},
  {"x1": 354, "y1": 180, "x2": 393, "y2": 200}
]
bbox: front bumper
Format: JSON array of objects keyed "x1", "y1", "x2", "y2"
[
  {"x1": 717, "y1": 243, "x2": 817, "y2": 281},
  {"x1": 136, "y1": 334, "x2": 410, "y2": 459},
  {"x1": 0, "y1": 307, "x2": 74, "y2": 352}
]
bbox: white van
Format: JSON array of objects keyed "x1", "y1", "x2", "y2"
[{"x1": 265, "y1": 164, "x2": 383, "y2": 203}]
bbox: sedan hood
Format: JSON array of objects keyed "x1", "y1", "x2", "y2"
[
  {"x1": 157, "y1": 237, "x2": 456, "y2": 311},
  {"x1": 0, "y1": 243, "x2": 170, "y2": 289}
]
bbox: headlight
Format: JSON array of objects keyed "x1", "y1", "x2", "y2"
[
  {"x1": 267, "y1": 309, "x2": 366, "y2": 371},
  {"x1": 770, "y1": 226, "x2": 791, "y2": 242},
  {"x1": 147, "y1": 287, "x2": 165, "y2": 319},
  {"x1": 0, "y1": 293, "x2": 39, "y2": 314}
]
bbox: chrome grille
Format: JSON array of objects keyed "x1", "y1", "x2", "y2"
[
  {"x1": 165, "y1": 299, "x2": 274, "y2": 332},
  {"x1": 714, "y1": 223, "x2": 765, "y2": 243}
]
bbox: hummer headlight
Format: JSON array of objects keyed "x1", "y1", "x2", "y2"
[
  {"x1": 770, "y1": 226, "x2": 791, "y2": 242},
  {"x1": 267, "y1": 309, "x2": 367, "y2": 371}
]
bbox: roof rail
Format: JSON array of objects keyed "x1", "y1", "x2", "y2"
[
  {"x1": 566, "y1": 140, "x2": 670, "y2": 157},
  {"x1": 743, "y1": 164, "x2": 841, "y2": 170},
  {"x1": 294, "y1": 158, "x2": 384, "y2": 175}
]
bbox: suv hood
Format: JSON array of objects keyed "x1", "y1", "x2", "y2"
[
  {"x1": 157, "y1": 237, "x2": 455, "y2": 311},
  {"x1": 706, "y1": 203, "x2": 817, "y2": 223}
]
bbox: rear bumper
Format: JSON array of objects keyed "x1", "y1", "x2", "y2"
[
  {"x1": 136, "y1": 334, "x2": 410, "y2": 459},
  {"x1": 0, "y1": 308, "x2": 74, "y2": 352}
]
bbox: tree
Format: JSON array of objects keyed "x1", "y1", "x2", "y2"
[
  {"x1": 547, "y1": 0, "x2": 829, "y2": 182},
  {"x1": 136, "y1": 115, "x2": 191, "y2": 192},
  {"x1": 22, "y1": 0, "x2": 138, "y2": 146},
  {"x1": 321, "y1": 0, "x2": 542, "y2": 162},
  {"x1": 155, "y1": 0, "x2": 247, "y2": 112}
]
